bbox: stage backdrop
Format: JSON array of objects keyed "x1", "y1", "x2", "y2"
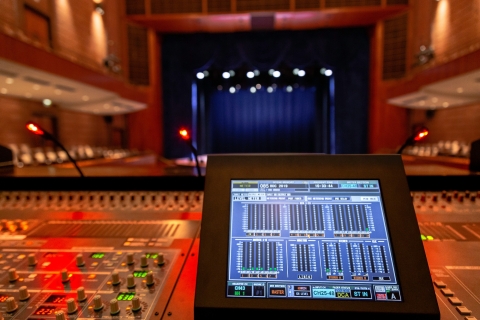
[{"x1": 162, "y1": 28, "x2": 370, "y2": 158}]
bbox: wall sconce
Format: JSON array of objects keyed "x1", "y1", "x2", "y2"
[{"x1": 93, "y1": 0, "x2": 105, "y2": 15}]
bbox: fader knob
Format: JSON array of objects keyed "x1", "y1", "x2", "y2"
[
  {"x1": 55, "y1": 310, "x2": 66, "y2": 320},
  {"x1": 77, "y1": 287, "x2": 87, "y2": 302},
  {"x1": 127, "y1": 274, "x2": 135, "y2": 288},
  {"x1": 432, "y1": 194, "x2": 438, "y2": 202},
  {"x1": 28, "y1": 253, "x2": 37, "y2": 266},
  {"x1": 76, "y1": 254, "x2": 85, "y2": 267},
  {"x1": 441, "y1": 191, "x2": 447, "y2": 199},
  {"x1": 458, "y1": 195, "x2": 464, "y2": 202},
  {"x1": 131, "y1": 297, "x2": 142, "y2": 312},
  {"x1": 111, "y1": 271, "x2": 121, "y2": 285},
  {"x1": 66, "y1": 298, "x2": 78, "y2": 314},
  {"x1": 146, "y1": 271, "x2": 155, "y2": 286},
  {"x1": 8, "y1": 268, "x2": 19, "y2": 282},
  {"x1": 127, "y1": 253, "x2": 135, "y2": 265},
  {"x1": 140, "y1": 255, "x2": 148, "y2": 268},
  {"x1": 5, "y1": 297, "x2": 18, "y2": 313},
  {"x1": 61, "y1": 269, "x2": 70, "y2": 282},
  {"x1": 93, "y1": 295, "x2": 104, "y2": 311},
  {"x1": 157, "y1": 252, "x2": 165, "y2": 266},
  {"x1": 18, "y1": 286, "x2": 30, "y2": 301},
  {"x1": 110, "y1": 299, "x2": 120, "y2": 315}
]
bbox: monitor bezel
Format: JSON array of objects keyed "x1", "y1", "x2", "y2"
[{"x1": 195, "y1": 155, "x2": 439, "y2": 319}]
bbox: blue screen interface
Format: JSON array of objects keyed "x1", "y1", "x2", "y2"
[{"x1": 227, "y1": 180, "x2": 402, "y2": 301}]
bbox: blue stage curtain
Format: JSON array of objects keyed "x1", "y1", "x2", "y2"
[
  {"x1": 206, "y1": 88, "x2": 317, "y2": 153},
  {"x1": 162, "y1": 28, "x2": 369, "y2": 158}
]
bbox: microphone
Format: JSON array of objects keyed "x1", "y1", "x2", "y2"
[
  {"x1": 397, "y1": 126, "x2": 429, "y2": 154},
  {"x1": 179, "y1": 129, "x2": 202, "y2": 177},
  {"x1": 26, "y1": 122, "x2": 85, "y2": 177}
]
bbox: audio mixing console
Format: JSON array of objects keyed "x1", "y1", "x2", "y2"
[{"x1": 0, "y1": 176, "x2": 479, "y2": 319}]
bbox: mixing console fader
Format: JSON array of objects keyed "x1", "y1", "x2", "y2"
[
  {"x1": 0, "y1": 187, "x2": 203, "y2": 320},
  {"x1": 413, "y1": 190, "x2": 480, "y2": 320}
]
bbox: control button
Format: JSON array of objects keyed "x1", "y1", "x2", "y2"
[
  {"x1": 433, "y1": 280, "x2": 447, "y2": 288},
  {"x1": 6, "y1": 297, "x2": 18, "y2": 313},
  {"x1": 464, "y1": 316, "x2": 477, "y2": 320},
  {"x1": 448, "y1": 297, "x2": 462, "y2": 306},
  {"x1": 127, "y1": 274, "x2": 136, "y2": 288},
  {"x1": 93, "y1": 295, "x2": 103, "y2": 311},
  {"x1": 55, "y1": 310, "x2": 66, "y2": 320},
  {"x1": 146, "y1": 271, "x2": 155, "y2": 286},
  {"x1": 111, "y1": 272, "x2": 121, "y2": 286},
  {"x1": 458, "y1": 195, "x2": 464, "y2": 202},
  {"x1": 18, "y1": 286, "x2": 30, "y2": 301},
  {"x1": 140, "y1": 255, "x2": 148, "y2": 268},
  {"x1": 76, "y1": 254, "x2": 85, "y2": 267},
  {"x1": 441, "y1": 191, "x2": 447, "y2": 199},
  {"x1": 77, "y1": 287, "x2": 87, "y2": 302},
  {"x1": 465, "y1": 191, "x2": 470, "y2": 198},
  {"x1": 131, "y1": 297, "x2": 142, "y2": 312},
  {"x1": 61, "y1": 269, "x2": 70, "y2": 283},
  {"x1": 441, "y1": 289, "x2": 454, "y2": 296},
  {"x1": 127, "y1": 253, "x2": 134, "y2": 265},
  {"x1": 453, "y1": 191, "x2": 458, "y2": 198},
  {"x1": 456, "y1": 306, "x2": 472, "y2": 315},
  {"x1": 157, "y1": 253, "x2": 165, "y2": 266},
  {"x1": 66, "y1": 298, "x2": 78, "y2": 314},
  {"x1": 447, "y1": 195, "x2": 452, "y2": 202},
  {"x1": 8, "y1": 268, "x2": 19, "y2": 282},
  {"x1": 110, "y1": 299, "x2": 120, "y2": 315},
  {"x1": 432, "y1": 195, "x2": 438, "y2": 202},
  {"x1": 27, "y1": 253, "x2": 37, "y2": 266}
]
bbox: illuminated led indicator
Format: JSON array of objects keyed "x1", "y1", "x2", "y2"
[
  {"x1": 145, "y1": 253, "x2": 158, "y2": 259},
  {"x1": 426, "y1": 235, "x2": 434, "y2": 240},
  {"x1": 0, "y1": 294, "x2": 10, "y2": 302},
  {"x1": 90, "y1": 253, "x2": 105, "y2": 259},
  {"x1": 33, "y1": 305, "x2": 57, "y2": 315},
  {"x1": 133, "y1": 270, "x2": 148, "y2": 278},
  {"x1": 116, "y1": 292, "x2": 135, "y2": 301},
  {"x1": 45, "y1": 294, "x2": 67, "y2": 304}
]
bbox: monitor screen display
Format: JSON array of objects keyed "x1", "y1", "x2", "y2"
[{"x1": 227, "y1": 180, "x2": 402, "y2": 301}]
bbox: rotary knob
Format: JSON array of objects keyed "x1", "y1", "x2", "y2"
[
  {"x1": 5, "y1": 297, "x2": 18, "y2": 313},
  {"x1": 140, "y1": 255, "x2": 148, "y2": 268},
  {"x1": 28, "y1": 253, "x2": 37, "y2": 266},
  {"x1": 76, "y1": 254, "x2": 85, "y2": 267},
  {"x1": 77, "y1": 287, "x2": 87, "y2": 302},
  {"x1": 66, "y1": 298, "x2": 78, "y2": 314},
  {"x1": 146, "y1": 271, "x2": 155, "y2": 286},
  {"x1": 8, "y1": 268, "x2": 19, "y2": 282},
  {"x1": 127, "y1": 274, "x2": 136, "y2": 288},
  {"x1": 93, "y1": 295, "x2": 103, "y2": 311},
  {"x1": 110, "y1": 299, "x2": 120, "y2": 315},
  {"x1": 131, "y1": 297, "x2": 142, "y2": 312},
  {"x1": 157, "y1": 253, "x2": 165, "y2": 266},
  {"x1": 126, "y1": 253, "x2": 135, "y2": 265},
  {"x1": 19, "y1": 286, "x2": 30, "y2": 301},
  {"x1": 111, "y1": 272, "x2": 121, "y2": 286},
  {"x1": 55, "y1": 310, "x2": 66, "y2": 320},
  {"x1": 61, "y1": 269, "x2": 70, "y2": 282}
]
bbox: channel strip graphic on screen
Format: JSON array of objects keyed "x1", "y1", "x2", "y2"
[{"x1": 227, "y1": 180, "x2": 402, "y2": 301}]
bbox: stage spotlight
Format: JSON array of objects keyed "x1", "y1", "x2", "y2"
[
  {"x1": 196, "y1": 72, "x2": 205, "y2": 79},
  {"x1": 229, "y1": 87, "x2": 236, "y2": 93},
  {"x1": 325, "y1": 69, "x2": 333, "y2": 76},
  {"x1": 250, "y1": 87, "x2": 257, "y2": 93},
  {"x1": 247, "y1": 71, "x2": 254, "y2": 78},
  {"x1": 268, "y1": 69, "x2": 274, "y2": 75},
  {"x1": 298, "y1": 70, "x2": 306, "y2": 77},
  {"x1": 320, "y1": 68, "x2": 326, "y2": 74},
  {"x1": 256, "y1": 84, "x2": 261, "y2": 89},
  {"x1": 293, "y1": 68, "x2": 299, "y2": 75},
  {"x1": 273, "y1": 71, "x2": 281, "y2": 78},
  {"x1": 222, "y1": 72, "x2": 230, "y2": 79},
  {"x1": 229, "y1": 70, "x2": 235, "y2": 77},
  {"x1": 203, "y1": 71, "x2": 210, "y2": 77},
  {"x1": 254, "y1": 70, "x2": 260, "y2": 76},
  {"x1": 236, "y1": 84, "x2": 241, "y2": 89},
  {"x1": 267, "y1": 87, "x2": 273, "y2": 93},
  {"x1": 286, "y1": 86, "x2": 293, "y2": 92}
]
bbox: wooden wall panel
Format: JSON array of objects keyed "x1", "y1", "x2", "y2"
[{"x1": 0, "y1": 95, "x2": 118, "y2": 149}]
